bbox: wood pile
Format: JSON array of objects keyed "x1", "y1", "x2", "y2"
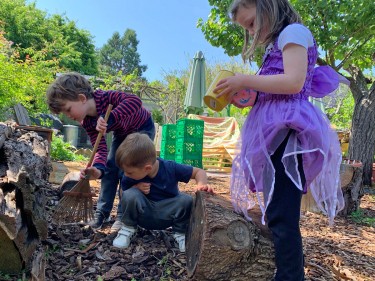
[{"x1": 0, "y1": 122, "x2": 51, "y2": 279}]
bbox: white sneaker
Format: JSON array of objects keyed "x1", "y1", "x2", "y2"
[
  {"x1": 110, "y1": 220, "x2": 125, "y2": 233},
  {"x1": 172, "y1": 233, "x2": 186, "y2": 252},
  {"x1": 113, "y1": 226, "x2": 137, "y2": 249}
]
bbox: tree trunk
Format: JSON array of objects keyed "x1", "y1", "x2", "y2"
[
  {"x1": 186, "y1": 191, "x2": 275, "y2": 281},
  {"x1": 346, "y1": 65, "x2": 375, "y2": 186},
  {"x1": 0, "y1": 122, "x2": 51, "y2": 277}
]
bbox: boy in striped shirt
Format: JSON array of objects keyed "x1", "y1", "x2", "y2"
[{"x1": 47, "y1": 72, "x2": 155, "y2": 231}]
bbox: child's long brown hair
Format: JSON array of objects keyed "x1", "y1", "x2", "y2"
[{"x1": 229, "y1": 0, "x2": 302, "y2": 62}]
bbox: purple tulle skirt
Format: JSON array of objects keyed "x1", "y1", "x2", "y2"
[{"x1": 230, "y1": 93, "x2": 345, "y2": 225}]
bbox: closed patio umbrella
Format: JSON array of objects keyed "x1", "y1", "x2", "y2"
[{"x1": 184, "y1": 51, "x2": 206, "y2": 115}]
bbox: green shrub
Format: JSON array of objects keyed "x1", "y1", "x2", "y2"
[
  {"x1": 51, "y1": 134, "x2": 87, "y2": 162},
  {"x1": 349, "y1": 208, "x2": 375, "y2": 227},
  {"x1": 152, "y1": 109, "x2": 164, "y2": 125}
]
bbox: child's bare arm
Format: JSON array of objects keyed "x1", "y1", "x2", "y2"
[{"x1": 191, "y1": 167, "x2": 214, "y2": 193}]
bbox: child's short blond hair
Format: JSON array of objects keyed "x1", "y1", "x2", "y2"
[
  {"x1": 116, "y1": 133, "x2": 157, "y2": 168},
  {"x1": 46, "y1": 72, "x2": 94, "y2": 114}
]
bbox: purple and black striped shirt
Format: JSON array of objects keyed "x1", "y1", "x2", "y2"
[{"x1": 82, "y1": 89, "x2": 151, "y2": 168}]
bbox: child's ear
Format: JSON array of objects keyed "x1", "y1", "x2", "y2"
[
  {"x1": 78, "y1": 94, "x2": 87, "y2": 103},
  {"x1": 144, "y1": 164, "x2": 153, "y2": 172}
]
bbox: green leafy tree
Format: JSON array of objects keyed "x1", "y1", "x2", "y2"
[
  {"x1": 90, "y1": 68, "x2": 187, "y2": 124},
  {"x1": 99, "y1": 29, "x2": 147, "y2": 77},
  {"x1": 151, "y1": 109, "x2": 164, "y2": 125},
  {"x1": 46, "y1": 14, "x2": 98, "y2": 75},
  {"x1": 325, "y1": 86, "x2": 354, "y2": 130},
  {"x1": 0, "y1": 0, "x2": 47, "y2": 52},
  {"x1": 0, "y1": 30, "x2": 60, "y2": 119},
  {"x1": 0, "y1": 0, "x2": 98, "y2": 74},
  {"x1": 198, "y1": 0, "x2": 375, "y2": 185}
]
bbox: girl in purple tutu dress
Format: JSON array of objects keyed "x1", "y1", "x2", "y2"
[{"x1": 214, "y1": 0, "x2": 346, "y2": 280}]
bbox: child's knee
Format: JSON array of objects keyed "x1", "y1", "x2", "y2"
[
  {"x1": 121, "y1": 188, "x2": 143, "y2": 204},
  {"x1": 179, "y1": 194, "x2": 193, "y2": 210}
]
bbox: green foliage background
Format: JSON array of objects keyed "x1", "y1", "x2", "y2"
[
  {"x1": 50, "y1": 134, "x2": 87, "y2": 161},
  {"x1": 99, "y1": 29, "x2": 147, "y2": 77},
  {"x1": 0, "y1": 0, "x2": 98, "y2": 75},
  {"x1": 0, "y1": 0, "x2": 365, "y2": 168},
  {"x1": 0, "y1": 31, "x2": 59, "y2": 119}
]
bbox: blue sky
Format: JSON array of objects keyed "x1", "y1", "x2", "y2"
[{"x1": 32, "y1": 0, "x2": 241, "y2": 81}]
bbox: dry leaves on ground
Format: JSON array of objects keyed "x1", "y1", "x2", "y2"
[{"x1": 43, "y1": 162, "x2": 374, "y2": 281}]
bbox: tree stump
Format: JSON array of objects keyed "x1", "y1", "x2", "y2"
[
  {"x1": 186, "y1": 191, "x2": 275, "y2": 281},
  {"x1": 339, "y1": 162, "x2": 363, "y2": 216},
  {"x1": 0, "y1": 122, "x2": 51, "y2": 276},
  {"x1": 301, "y1": 162, "x2": 364, "y2": 217}
]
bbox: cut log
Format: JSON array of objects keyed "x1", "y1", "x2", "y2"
[
  {"x1": 186, "y1": 191, "x2": 275, "y2": 281},
  {"x1": 0, "y1": 226, "x2": 23, "y2": 272},
  {"x1": 301, "y1": 162, "x2": 364, "y2": 217},
  {"x1": 56, "y1": 170, "x2": 81, "y2": 198},
  {"x1": 339, "y1": 163, "x2": 363, "y2": 216}
]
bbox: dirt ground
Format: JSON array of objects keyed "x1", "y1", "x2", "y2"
[{"x1": 44, "y1": 161, "x2": 374, "y2": 281}]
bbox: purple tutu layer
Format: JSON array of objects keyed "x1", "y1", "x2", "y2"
[{"x1": 230, "y1": 95, "x2": 344, "y2": 225}]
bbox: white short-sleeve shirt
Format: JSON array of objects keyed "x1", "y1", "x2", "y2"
[{"x1": 278, "y1": 24, "x2": 314, "y2": 50}]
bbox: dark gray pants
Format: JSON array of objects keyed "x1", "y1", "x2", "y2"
[{"x1": 120, "y1": 188, "x2": 193, "y2": 233}]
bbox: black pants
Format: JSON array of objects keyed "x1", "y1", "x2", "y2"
[{"x1": 266, "y1": 132, "x2": 305, "y2": 281}]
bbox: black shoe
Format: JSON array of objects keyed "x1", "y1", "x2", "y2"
[{"x1": 90, "y1": 212, "x2": 110, "y2": 230}]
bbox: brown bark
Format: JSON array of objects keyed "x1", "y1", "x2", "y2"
[
  {"x1": 346, "y1": 65, "x2": 375, "y2": 186},
  {"x1": 186, "y1": 191, "x2": 275, "y2": 281},
  {"x1": 0, "y1": 122, "x2": 51, "y2": 277},
  {"x1": 349, "y1": 100, "x2": 375, "y2": 186}
]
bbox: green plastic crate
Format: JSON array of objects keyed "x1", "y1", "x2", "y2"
[
  {"x1": 175, "y1": 138, "x2": 203, "y2": 158},
  {"x1": 160, "y1": 124, "x2": 177, "y2": 160},
  {"x1": 160, "y1": 140, "x2": 176, "y2": 160},
  {"x1": 175, "y1": 155, "x2": 203, "y2": 168},
  {"x1": 161, "y1": 124, "x2": 177, "y2": 141},
  {"x1": 176, "y1": 119, "x2": 204, "y2": 139}
]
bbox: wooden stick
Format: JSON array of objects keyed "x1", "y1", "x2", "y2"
[{"x1": 86, "y1": 104, "x2": 113, "y2": 168}]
